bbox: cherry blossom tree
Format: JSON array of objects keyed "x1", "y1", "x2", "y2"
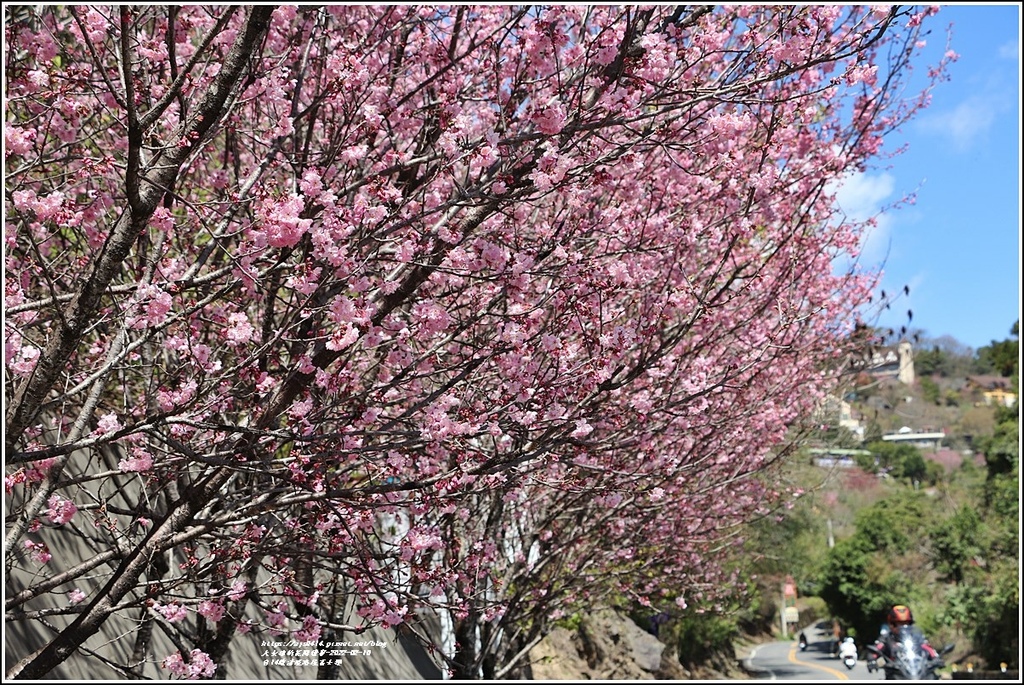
[{"x1": 4, "y1": 4, "x2": 951, "y2": 679}]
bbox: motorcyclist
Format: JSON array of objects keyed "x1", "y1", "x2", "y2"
[
  {"x1": 871, "y1": 605, "x2": 938, "y2": 662},
  {"x1": 839, "y1": 636, "x2": 858, "y2": 661}
]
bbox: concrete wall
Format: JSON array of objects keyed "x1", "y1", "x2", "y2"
[{"x1": 5, "y1": 447, "x2": 444, "y2": 680}]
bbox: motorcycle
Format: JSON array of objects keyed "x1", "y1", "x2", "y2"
[
  {"x1": 798, "y1": 633, "x2": 808, "y2": 651},
  {"x1": 839, "y1": 638, "x2": 857, "y2": 670},
  {"x1": 865, "y1": 627, "x2": 954, "y2": 680}
]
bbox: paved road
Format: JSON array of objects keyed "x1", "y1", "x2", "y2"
[{"x1": 747, "y1": 636, "x2": 883, "y2": 681}]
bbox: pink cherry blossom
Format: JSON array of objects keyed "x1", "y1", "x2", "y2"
[
  {"x1": 3, "y1": 5, "x2": 952, "y2": 679},
  {"x1": 46, "y1": 495, "x2": 78, "y2": 526},
  {"x1": 129, "y1": 284, "x2": 173, "y2": 329},
  {"x1": 94, "y1": 413, "x2": 121, "y2": 436},
  {"x1": 23, "y1": 540, "x2": 52, "y2": 565},
  {"x1": 226, "y1": 580, "x2": 248, "y2": 601},
  {"x1": 294, "y1": 615, "x2": 322, "y2": 642},
  {"x1": 532, "y1": 101, "x2": 567, "y2": 135},
  {"x1": 258, "y1": 195, "x2": 312, "y2": 248},
  {"x1": 162, "y1": 648, "x2": 217, "y2": 679},
  {"x1": 197, "y1": 600, "x2": 225, "y2": 623},
  {"x1": 265, "y1": 602, "x2": 287, "y2": 630},
  {"x1": 156, "y1": 603, "x2": 188, "y2": 623},
  {"x1": 223, "y1": 312, "x2": 256, "y2": 346},
  {"x1": 571, "y1": 419, "x2": 593, "y2": 438},
  {"x1": 117, "y1": 449, "x2": 154, "y2": 473}
]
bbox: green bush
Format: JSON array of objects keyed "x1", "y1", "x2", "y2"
[
  {"x1": 796, "y1": 596, "x2": 829, "y2": 631},
  {"x1": 920, "y1": 377, "x2": 941, "y2": 405},
  {"x1": 929, "y1": 506, "x2": 982, "y2": 584},
  {"x1": 670, "y1": 611, "x2": 740, "y2": 668}
]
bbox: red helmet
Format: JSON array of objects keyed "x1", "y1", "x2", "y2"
[{"x1": 888, "y1": 605, "x2": 913, "y2": 628}]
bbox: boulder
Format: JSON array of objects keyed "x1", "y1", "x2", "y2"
[{"x1": 528, "y1": 608, "x2": 691, "y2": 680}]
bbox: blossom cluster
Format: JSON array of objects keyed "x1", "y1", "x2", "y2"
[
  {"x1": 162, "y1": 649, "x2": 217, "y2": 680},
  {"x1": 3, "y1": 4, "x2": 950, "y2": 679}
]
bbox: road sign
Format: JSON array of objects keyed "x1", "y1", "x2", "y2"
[{"x1": 784, "y1": 607, "x2": 800, "y2": 623}]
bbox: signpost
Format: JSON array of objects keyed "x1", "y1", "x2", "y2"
[{"x1": 781, "y1": 576, "x2": 798, "y2": 638}]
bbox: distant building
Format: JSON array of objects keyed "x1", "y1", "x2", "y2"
[
  {"x1": 882, "y1": 427, "x2": 944, "y2": 451},
  {"x1": 808, "y1": 448, "x2": 872, "y2": 469},
  {"x1": 838, "y1": 400, "x2": 865, "y2": 440},
  {"x1": 965, "y1": 375, "x2": 1017, "y2": 408},
  {"x1": 855, "y1": 341, "x2": 915, "y2": 385},
  {"x1": 815, "y1": 396, "x2": 865, "y2": 440}
]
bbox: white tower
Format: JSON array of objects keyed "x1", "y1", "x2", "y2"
[{"x1": 898, "y1": 340, "x2": 915, "y2": 385}]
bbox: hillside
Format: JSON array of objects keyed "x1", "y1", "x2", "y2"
[{"x1": 764, "y1": 351, "x2": 1020, "y2": 674}]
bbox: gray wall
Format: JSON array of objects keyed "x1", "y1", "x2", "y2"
[{"x1": 5, "y1": 447, "x2": 444, "y2": 680}]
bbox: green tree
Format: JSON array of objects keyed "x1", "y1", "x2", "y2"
[
  {"x1": 817, "y1": 493, "x2": 932, "y2": 639},
  {"x1": 979, "y1": 418, "x2": 1020, "y2": 477},
  {"x1": 978, "y1": 361, "x2": 1020, "y2": 478},
  {"x1": 915, "y1": 335, "x2": 976, "y2": 377},
  {"x1": 818, "y1": 350, "x2": 1018, "y2": 669},
  {"x1": 956, "y1": 406, "x2": 997, "y2": 448},
  {"x1": 968, "y1": 561, "x2": 1020, "y2": 668},
  {"x1": 923, "y1": 460, "x2": 945, "y2": 486},
  {"x1": 893, "y1": 450, "x2": 928, "y2": 483},
  {"x1": 914, "y1": 347, "x2": 947, "y2": 377},
  {"x1": 945, "y1": 478, "x2": 1019, "y2": 668},
  {"x1": 862, "y1": 418, "x2": 885, "y2": 445},
  {"x1": 865, "y1": 440, "x2": 926, "y2": 482},
  {"x1": 955, "y1": 341, "x2": 1017, "y2": 668},
  {"x1": 817, "y1": 537, "x2": 915, "y2": 642},
  {"x1": 929, "y1": 506, "x2": 982, "y2": 584},
  {"x1": 974, "y1": 321, "x2": 1019, "y2": 377},
  {"x1": 855, "y1": 451, "x2": 878, "y2": 473},
  {"x1": 670, "y1": 609, "x2": 744, "y2": 670},
  {"x1": 817, "y1": 537, "x2": 878, "y2": 639},
  {"x1": 919, "y1": 376, "x2": 941, "y2": 405}
]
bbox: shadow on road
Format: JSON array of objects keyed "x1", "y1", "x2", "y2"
[
  {"x1": 801, "y1": 642, "x2": 835, "y2": 655},
  {"x1": 754, "y1": 664, "x2": 809, "y2": 679},
  {"x1": 798, "y1": 635, "x2": 842, "y2": 658}
]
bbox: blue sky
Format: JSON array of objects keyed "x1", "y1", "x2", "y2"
[{"x1": 839, "y1": 3, "x2": 1021, "y2": 352}]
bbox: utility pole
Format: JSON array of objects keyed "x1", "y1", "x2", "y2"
[{"x1": 827, "y1": 518, "x2": 835, "y2": 549}]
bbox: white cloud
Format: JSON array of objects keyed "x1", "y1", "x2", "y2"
[
  {"x1": 998, "y1": 39, "x2": 1019, "y2": 60},
  {"x1": 831, "y1": 171, "x2": 897, "y2": 269},
  {"x1": 834, "y1": 171, "x2": 896, "y2": 220},
  {"x1": 915, "y1": 97, "x2": 998, "y2": 152},
  {"x1": 857, "y1": 213, "x2": 894, "y2": 268}
]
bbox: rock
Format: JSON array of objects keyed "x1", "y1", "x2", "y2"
[
  {"x1": 529, "y1": 626, "x2": 595, "y2": 680},
  {"x1": 528, "y1": 608, "x2": 692, "y2": 680}
]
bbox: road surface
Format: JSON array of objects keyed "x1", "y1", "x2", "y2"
[{"x1": 746, "y1": 636, "x2": 883, "y2": 681}]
